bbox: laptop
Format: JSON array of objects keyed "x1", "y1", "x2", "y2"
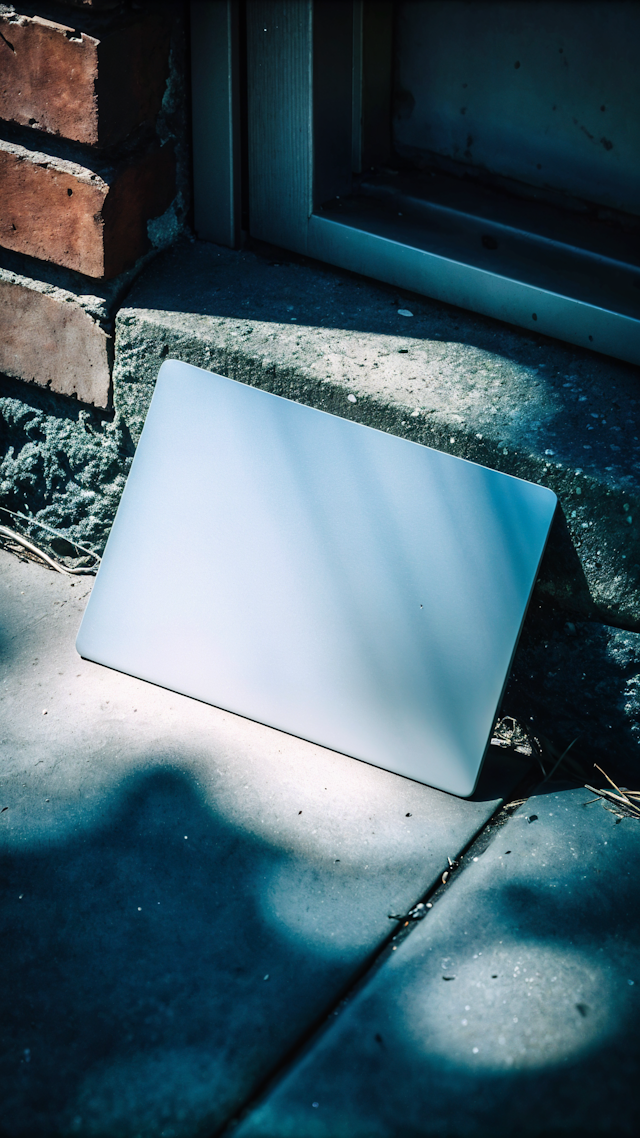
[{"x1": 77, "y1": 359, "x2": 556, "y2": 797}]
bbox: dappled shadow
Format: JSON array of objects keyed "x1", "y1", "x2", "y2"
[
  {"x1": 0, "y1": 764, "x2": 389, "y2": 1137},
  {"x1": 1, "y1": 755, "x2": 632, "y2": 1138},
  {"x1": 1, "y1": 558, "x2": 636, "y2": 1137},
  {"x1": 233, "y1": 785, "x2": 640, "y2": 1138}
]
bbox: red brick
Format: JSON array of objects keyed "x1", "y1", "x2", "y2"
[
  {"x1": 0, "y1": 9, "x2": 170, "y2": 147},
  {"x1": 0, "y1": 139, "x2": 176, "y2": 278},
  {"x1": 0, "y1": 273, "x2": 111, "y2": 407}
]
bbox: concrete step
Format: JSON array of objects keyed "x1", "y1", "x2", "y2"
[{"x1": 113, "y1": 240, "x2": 640, "y2": 631}]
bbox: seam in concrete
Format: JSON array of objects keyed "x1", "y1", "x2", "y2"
[{"x1": 220, "y1": 765, "x2": 538, "y2": 1137}]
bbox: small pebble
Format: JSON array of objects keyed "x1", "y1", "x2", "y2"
[
  {"x1": 347, "y1": 394, "x2": 357, "y2": 403},
  {"x1": 42, "y1": 709, "x2": 48, "y2": 716},
  {"x1": 397, "y1": 309, "x2": 413, "y2": 317}
]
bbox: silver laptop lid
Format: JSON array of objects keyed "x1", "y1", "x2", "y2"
[{"x1": 77, "y1": 360, "x2": 556, "y2": 797}]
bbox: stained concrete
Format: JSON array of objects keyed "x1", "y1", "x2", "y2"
[
  {"x1": 112, "y1": 240, "x2": 640, "y2": 629},
  {"x1": 0, "y1": 548, "x2": 525, "y2": 1137},
  {"x1": 234, "y1": 786, "x2": 640, "y2": 1138}
]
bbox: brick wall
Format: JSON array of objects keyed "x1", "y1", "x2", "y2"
[{"x1": 0, "y1": 0, "x2": 188, "y2": 409}]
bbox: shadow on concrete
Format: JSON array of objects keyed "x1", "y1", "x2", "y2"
[
  {"x1": 504, "y1": 594, "x2": 640, "y2": 789},
  {"x1": 134, "y1": 237, "x2": 640, "y2": 408},
  {"x1": 142, "y1": 238, "x2": 638, "y2": 384},
  {"x1": 533, "y1": 506, "x2": 594, "y2": 620},
  {"x1": 0, "y1": 622, "x2": 13, "y2": 666},
  {"x1": 1, "y1": 764, "x2": 370, "y2": 1137},
  {"x1": 2, "y1": 760, "x2": 637, "y2": 1138},
  {"x1": 230, "y1": 784, "x2": 640, "y2": 1138}
]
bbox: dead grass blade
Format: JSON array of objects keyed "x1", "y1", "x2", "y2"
[
  {"x1": 585, "y1": 771, "x2": 640, "y2": 819},
  {"x1": 593, "y1": 764, "x2": 638, "y2": 810}
]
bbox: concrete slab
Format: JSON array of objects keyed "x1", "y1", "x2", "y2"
[
  {"x1": 234, "y1": 786, "x2": 640, "y2": 1138},
  {"x1": 0, "y1": 549, "x2": 524, "y2": 1137},
  {"x1": 113, "y1": 239, "x2": 640, "y2": 629}
]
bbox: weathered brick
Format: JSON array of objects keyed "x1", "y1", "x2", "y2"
[
  {"x1": 0, "y1": 268, "x2": 111, "y2": 407},
  {"x1": 0, "y1": 138, "x2": 176, "y2": 278},
  {"x1": 0, "y1": 7, "x2": 170, "y2": 147}
]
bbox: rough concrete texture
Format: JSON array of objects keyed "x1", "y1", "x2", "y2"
[
  {"x1": 113, "y1": 240, "x2": 640, "y2": 629},
  {"x1": 234, "y1": 786, "x2": 640, "y2": 1138},
  {"x1": 0, "y1": 5, "x2": 171, "y2": 147},
  {"x1": 0, "y1": 133, "x2": 176, "y2": 278},
  {"x1": 0, "y1": 548, "x2": 524, "y2": 1137},
  {"x1": 0, "y1": 374, "x2": 133, "y2": 556}
]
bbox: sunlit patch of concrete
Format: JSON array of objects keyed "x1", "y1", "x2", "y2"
[{"x1": 402, "y1": 939, "x2": 618, "y2": 1070}]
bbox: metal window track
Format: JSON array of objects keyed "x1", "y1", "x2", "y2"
[{"x1": 308, "y1": 178, "x2": 640, "y2": 366}]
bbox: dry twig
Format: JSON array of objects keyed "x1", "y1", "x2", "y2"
[{"x1": 585, "y1": 764, "x2": 640, "y2": 819}]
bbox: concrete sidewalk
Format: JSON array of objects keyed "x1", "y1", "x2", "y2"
[
  {"x1": 1, "y1": 548, "x2": 526, "y2": 1137},
  {"x1": 236, "y1": 784, "x2": 640, "y2": 1138},
  {"x1": 2, "y1": 546, "x2": 640, "y2": 1136}
]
